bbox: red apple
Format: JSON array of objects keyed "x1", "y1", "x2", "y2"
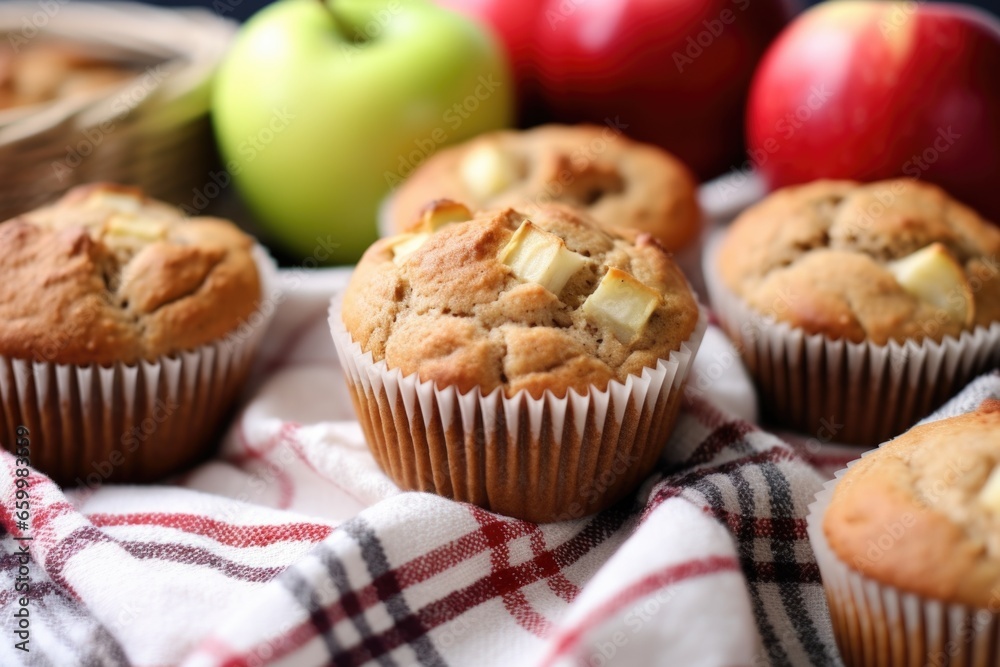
[
  {"x1": 746, "y1": 1, "x2": 1000, "y2": 223},
  {"x1": 533, "y1": 0, "x2": 796, "y2": 180}
]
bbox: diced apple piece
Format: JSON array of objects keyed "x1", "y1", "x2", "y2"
[
  {"x1": 86, "y1": 192, "x2": 142, "y2": 215},
  {"x1": 460, "y1": 142, "x2": 518, "y2": 198},
  {"x1": 583, "y1": 268, "x2": 661, "y2": 343},
  {"x1": 415, "y1": 199, "x2": 472, "y2": 233},
  {"x1": 887, "y1": 243, "x2": 974, "y2": 326},
  {"x1": 388, "y1": 232, "x2": 431, "y2": 266},
  {"x1": 979, "y1": 466, "x2": 1000, "y2": 514},
  {"x1": 105, "y1": 215, "x2": 167, "y2": 241},
  {"x1": 500, "y1": 220, "x2": 587, "y2": 295}
]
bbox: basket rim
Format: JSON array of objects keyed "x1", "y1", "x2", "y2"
[{"x1": 0, "y1": 1, "x2": 235, "y2": 137}]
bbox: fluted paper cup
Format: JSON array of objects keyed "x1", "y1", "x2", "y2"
[
  {"x1": 704, "y1": 234, "x2": 1000, "y2": 446},
  {"x1": 0, "y1": 246, "x2": 278, "y2": 486},
  {"x1": 330, "y1": 293, "x2": 706, "y2": 523},
  {"x1": 808, "y1": 462, "x2": 1000, "y2": 667}
]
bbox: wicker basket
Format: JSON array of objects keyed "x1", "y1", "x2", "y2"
[{"x1": 0, "y1": 2, "x2": 235, "y2": 219}]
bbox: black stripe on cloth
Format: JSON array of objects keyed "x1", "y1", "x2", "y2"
[
  {"x1": 282, "y1": 564, "x2": 345, "y2": 665},
  {"x1": 759, "y1": 461, "x2": 833, "y2": 666},
  {"x1": 0, "y1": 541, "x2": 131, "y2": 667},
  {"x1": 343, "y1": 518, "x2": 446, "y2": 667},
  {"x1": 295, "y1": 501, "x2": 637, "y2": 667},
  {"x1": 725, "y1": 467, "x2": 795, "y2": 667},
  {"x1": 643, "y1": 445, "x2": 798, "y2": 520},
  {"x1": 316, "y1": 537, "x2": 400, "y2": 667}
]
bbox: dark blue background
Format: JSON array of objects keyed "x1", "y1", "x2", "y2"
[{"x1": 105, "y1": 0, "x2": 1000, "y2": 24}]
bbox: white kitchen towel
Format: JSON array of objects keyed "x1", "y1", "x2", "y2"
[{"x1": 4, "y1": 267, "x2": 990, "y2": 667}]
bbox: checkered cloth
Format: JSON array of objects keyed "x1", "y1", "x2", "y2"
[{"x1": 1, "y1": 268, "x2": 996, "y2": 667}]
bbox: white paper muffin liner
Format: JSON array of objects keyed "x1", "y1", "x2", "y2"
[
  {"x1": 704, "y1": 233, "x2": 1000, "y2": 445},
  {"x1": 808, "y1": 458, "x2": 1000, "y2": 667},
  {"x1": 329, "y1": 292, "x2": 706, "y2": 523},
  {"x1": 0, "y1": 246, "x2": 278, "y2": 486}
]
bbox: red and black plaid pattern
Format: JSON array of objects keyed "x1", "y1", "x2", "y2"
[
  {"x1": 1, "y1": 268, "x2": 994, "y2": 667},
  {"x1": 177, "y1": 391, "x2": 852, "y2": 667}
]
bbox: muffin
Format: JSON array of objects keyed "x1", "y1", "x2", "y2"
[
  {"x1": 384, "y1": 124, "x2": 703, "y2": 264},
  {"x1": 332, "y1": 202, "x2": 704, "y2": 522},
  {"x1": 808, "y1": 399, "x2": 1000, "y2": 667},
  {"x1": 707, "y1": 179, "x2": 1000, "y2": 445},
  {"x1": 0, "y1": 39, "x2": 136, "y2": 111},
  {"x1": 0, "y1": 183, "x2": 274, "y2": 485}
]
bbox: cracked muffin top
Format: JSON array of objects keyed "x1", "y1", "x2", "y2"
[
  {"x1": 824, "y1": 399, "x2": 1000, "y2": 607},
  {"x1": 342, "y1": 202, "x2": 699, "y2": 399},
  {"x1": 0, "y1": 184, "x2": 261, "y2": 365},
  {"x1": 387, "y1": 124, "x2": 702, "y2": 252},
  {"x1": 717, "y1": 179, "x2": 1000, "y2": 345}
]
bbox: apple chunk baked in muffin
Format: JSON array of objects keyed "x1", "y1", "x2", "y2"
[
  {"x1": 333, "y1": 201, "x2": 704, "y2": 522},
  {"x1": 716, "y1": 179, "x2": 1000, "y2": 344},
  {"x1": 707, "y1": 178, "x2": 1000, "y2": 444}
]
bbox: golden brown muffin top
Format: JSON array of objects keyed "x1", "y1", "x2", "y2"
[
  {"x1": 824, "y1": 399, "x2": 1000, "y2": 607},
  {"x1": 717, "y1": 179, "x2": 1000, "y2": 345},
  {"x1": 343, "y1": 203, "x2": 699, "y2": 398},
  {"x1": 0, "y1": 183, "x2": 262, "y2": 366},
  {"x1": 388, "y1": 124, "x2": 702, "y2": 252}
]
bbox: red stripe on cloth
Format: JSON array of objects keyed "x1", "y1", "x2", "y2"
[
  {"x1": 211, "y1": 620, "x2": 322, "y2": 667},
  {"x1": 230, "y1": 420, "x2": 296, "y2": 509},
  {"x1": 538, "y1": 555, "x2": 740, "y2": 666},
  {"x1": 0, "y1": 454, "x2": 76, "y2": 538},
  {"x1": 228, "y1": 420, "x2": 369, "y2": 512},
  {"x1": 195, "y1": 636, "x2": 239, "y2": 661},
  {"x1": 469, "y1": 506, "x2": 552, "y2": 638},
  {"x1": 709, "y1": 510, "x2": 807, "y2": 541},
  {"x1": 687, "y1": 421, "x2": 756, "y2": 466},
  {"x1": 87, "y1": 512, "x2": 334, "y2": 547},
  {"x1": 215, "y1": 517, "x2": 541, "y2": 667},
  {"x1": 280, "y1": 428, "x2": 369, "y2": 509},
  {"x1": 394, "y1": 516, "x2": 538, "y2": 588},
  {"x1": 31, "y1": 500, "x2": 77, "y2": 533},
  {"x1": 529, "y1": 526, "x2": 581, "y2": 604},
  {"x1": 227, "y1": 412, "x2": 285, "y2": 462},
  {"x1": 226, "y1": 507, "x2": 633, "y2": 666}
]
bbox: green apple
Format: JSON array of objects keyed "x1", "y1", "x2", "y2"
[{"x1": 212, "y1": 0, "x2": 513, "y2": 263}]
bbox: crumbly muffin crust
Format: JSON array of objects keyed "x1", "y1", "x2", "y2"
[
  {"x1": 343, "y1": 204, "x2": 699, "y2": 398},
  {"x1": 0, "y1": 183, "x2": 261, "y2": 366},
  {"x1": 388, "y1": 124, "x2": 702, "y2": 252},
  {"x1": 717, "y1": 179, "x2": 1000, "y2": 344},
  {"x1": 824, "y1": 399, "x2": 1000, "y2": 607}
]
